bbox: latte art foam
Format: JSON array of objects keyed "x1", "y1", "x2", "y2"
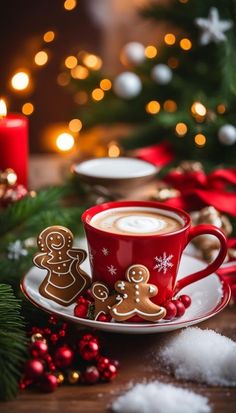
[{"x1": 91, "y1": 207, "x2": 182, "y2": 236}]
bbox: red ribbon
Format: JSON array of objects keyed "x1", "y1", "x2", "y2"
[
  {"x1": 163, "y1": 168, "x2": 236, "y2": 217},
  {"x1": 136, "y1": 141, "x2": 175, "y2": 167}
]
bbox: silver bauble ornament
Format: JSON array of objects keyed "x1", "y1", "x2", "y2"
[
  {"x1": 151, "y1": 64, "x2": 173, "y2": 85},
  {"x1": 113, "y1": 72, "x2": 142, "y2": 99},
  {"x1": 121, "y1": 42, "x2": 145, "y2": 65},
  {"x1": 218, "y1": 124, "x2": 236, "y2": 145}
]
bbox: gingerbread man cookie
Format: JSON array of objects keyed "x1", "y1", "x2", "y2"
[
  {"x1": 91, "y1": 282, "x2": 117, "y2": 320},
  {"x1": 110, "y1": 264, "x2": 166, "y2": 322},
  {"x1": 33, "y1": 226, "x2": 91, "y2": 306}
]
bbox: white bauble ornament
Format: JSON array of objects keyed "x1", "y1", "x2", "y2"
[
  {"x1": 151, "y1": 64, "x2": 173, "y2": 85},
  {"x1": 121, "y1": 42, "x2": 145, "y2": 65},
  {"x1": 113, "y1": 72, "x2": 142, "y2": 99},
  {"x1": 218, "y1": 124, "x2": 236, "y2": 145}
]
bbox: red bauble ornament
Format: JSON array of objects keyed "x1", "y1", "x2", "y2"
[
  {"x1": 179, "y1": 294, "x2": 192, "y2": 309},
  {"x1": 54, "y1": 346, "x2": 73, "y2": 369},
  {"x1": 30, "y1": 341, "x2": 48, "y2": 358},
  {"x1": 25, "y1": 359, "x2": 44, "y2": 379},
  {"x1": 164, "y1": 301, "x2": 177, "y2": 320},
  {"x1": 79, "y1": 340, "x2": 99, "y2": 361},
  {"x1": 84, "y1": 366, "x2": 100, "y2": 384},
  {"x1": 19, "y1": 378, "x2": 32, "y2": 390},
  {"x1": 1, "y1": 184, "x2": 28, "y2": 207},
  {"x1": 50, "y1": 333, "x2": 59, "y2": 344},
  {"x1": 174, "y1": 300, "x2": 186, "y2": 317},
  {"x1": 101, "y1": 363, "x2": 117, "y2": 382},
  {"x1": 74, "y1": 303, "x2": 89, "y2": 318},
  {"x1": 97, "y1": 313, "x2": 111, "y2": 322},
  {"x1": 40, "y1": 374, "x2": 58, "y2": 393},
  {"x1": 97, "y1": 356, "x2": 110, "y2": 372},
  {"x1": 231, "y1": 284, "x2": 236, "y2": 302}
]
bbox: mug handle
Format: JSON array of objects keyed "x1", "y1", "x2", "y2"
[{"x1": 175, "y1": 224, "x2": 228, "y2": 294}]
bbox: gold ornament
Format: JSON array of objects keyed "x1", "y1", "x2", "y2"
[
  {"x1": 68, "y1": 370, "x2": 80, "y2": 384},
  {"x1": 191, "y1": 206, "x2": 232, "y2": 262},
  {"x1": 152, "y1": 187, "x2": 180, "y2": 202},
  {"x1": 0, "y1": 168, "x2": 18, "y2": 186},
  {"x1": 175, "y1": 160, "x2": 203, "y2": 173},
  {"x1": 55, "y1": 372, "x2": 65, "y2": 385},
  {"x1": 31, "y1": 333, "x2": 46, "y2": 343}
]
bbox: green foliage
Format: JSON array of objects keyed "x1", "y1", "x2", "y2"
[{"x1": 0, "y1": 284, "x2": 26, "y2": 401}]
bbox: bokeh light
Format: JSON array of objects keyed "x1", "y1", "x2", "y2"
[
  {"x1": 64, "y1": 0, "x2": 77, "y2": 11},
  {"x1": 92, "y1": 88, "x2": 104, "y2": 101},
  {"x1": 69, "y1": 118, "x2": 82, "y2": 133},
  {"x1": 43, "y1": 31, "x2": 55, "y2": 43},
  {"x1": 65, "y1": 56, "x2": 78, "y2": 69},
  {"x1": 74, "y1": 91, "x2": 88, "y2": 104},
  {"x1": 34, "y1": 51, "x2": 48, "y2": 66},
  {"x1": 163, "y1": 100, "x2": 177, "y2": 112},
  {"x1": 145, "y1": 45, "x2": 157, "y2": 59},
  {"x1": 57, "y1": 72, "x2": 70, "y2": 86},
  {"x1": 175, "y1": 122, "x2": 188, "y2": 136},
  {"x1": 217, "y1": 103, "x2": 226, "y2": 114},
  {"x1": 167, "y1": 57, "x2": 179, "y2": 69},
  {"x1": 11, "y1": 71, "x2": 30, "y2": 91},
  {"x1": 180, "y1": 38, "x2": 192, "y2": 50},
  {"x1": 191, "y1": 102, "x2": 207, "y2": 117},
  {"x1": 146, "y1": 100, "x2": 161, "y2": 114},
  {"x1": 70, "y1": 65, "x2": 89, "y2": 79},
  {"x1": 0, "y1": 99, "x2": 7, "y2": 117},
  {"x1": 194, "y1": 133, "x2": 206, "y2": 147},
  {"x1": 108, "y1": 141, "x2": 120, "y2": 158},
  {"x1": 83, "y1": 54, "x2": 102, "y2": 70},
  {"x1": 164, "y1": 33, "x2": 176, "y2": 45},
  {"x1": 100, "y1": 79, "x2": 112, "y2": 91},
  {"x1": 22, "y1": 102, "x2": 34, "y2": 115},
  {"x1": 56, "y1": 133, "x2": 75, "y2": 151}
]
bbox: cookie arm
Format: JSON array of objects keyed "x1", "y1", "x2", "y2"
[
  {"x1": 67, "y1": 249, "x2": 87, "y2": 263},
  {"x1": 33, "y1": 253, "x2": 47, "y2": 269},
  {"x1": 147, "y1": 284, "x2": 158, "y2": 297},
  {"x1": 114, "y1": 281, "x2": 128, "y2": 294}
]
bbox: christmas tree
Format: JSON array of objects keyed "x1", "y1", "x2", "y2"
[{"x1": 69, "y1": 0, "x2": 236, "y2": 166}]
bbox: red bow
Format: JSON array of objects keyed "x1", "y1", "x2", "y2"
[{"x1": 163, "y1": 168, "x2": 236, "y2": 217}]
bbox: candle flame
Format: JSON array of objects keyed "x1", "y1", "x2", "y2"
[{"x1": 0, "y1": 99, "x2": 7, "y2": 118}]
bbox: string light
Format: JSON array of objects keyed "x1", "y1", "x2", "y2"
[
  {"x1": 146, "y1": 100, "x2": 161, "y2": 114},
  {"x1": 163, "y1": 100, "x2": 177, "y2": 112},
  {"x1": 108, "y1": 141, "x2": 120, "y2": 158},
  {"x1": 179, "y1": 0, "x2": 189, "y2": 3},
  {"x1": 43, "y1": 31, "x2": 55, "y2": 43},
  {"x1": 70, "y1": 65, "x2": 89, "y2": 79},
  {"x1": 0, "y1": 99, "x2": 7, "y2": 117},
  {"x1": 175, "y1": 122, "x2": 188, "y2": 137},
  {"x1": 167, "y1": 57, "x2": 179, "y2": 69},
  {"x1": 65, "y1": 56, "x2": 78, "y2": 69},
  {"x1": 11, "y1": 71, "x2": 30, "y2": 91},
  {"x1": 191, "y1": 102, "x2": 207, "y2": 117},
  {"x1": 64, "y1": 0, "x2": 77, "y2": 11},
  {"x1": 83, "y1": 54, "x2": 102, "y2": 70},
  {"x1": 74, "y1": 91, "x2": 88, "y2": 104},
  {"x1": 180, "y1": 38, "x2": 192, "y2": 50},
  {"x1": 100, "y1": 79, "x2": 112, "y2": 91},
  {"x1": 22, "y1": 102, "x2": 34, "y2": 115},
  {"x1": 217, "y1": 103, "x2": 226, "y2": 114},
  {"x1": 164, "y1": 33, "x2": 176, "y2": 45},
  {"x1": 6, "y1": 170, "x2": 17, "y2": 185},
  {"x1": 69, "y1": 118, "x2": 82, "y2": 132},
  {"x1": 194, "y1": 133, "x2": 206, "y2": 147},
  {"x1": 57, "y1": 72, "x2": 70, "y2": 86},
  {"x1": 34, "y1": 51, "x2": 48, "y2": 66},
  {"x1": 56, "y1": 133, "x2": 75, "y2": 151},
  {"x1": 145, "y1": 45, "x2": 157, "y2": 59},
  {"x1": 92, "y1": 88, "x2": 104, "y2": 101}
]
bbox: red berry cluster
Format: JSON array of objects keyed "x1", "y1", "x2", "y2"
[
  {"x1": 164, "y1": 294, "x2": 192, "y2": 320},
  {"x1": 74, "y1": 293, "x2": 112, "y2": 322},
  {"x1": 19, "y1": 317, "x2": 119, "y2": 392}
]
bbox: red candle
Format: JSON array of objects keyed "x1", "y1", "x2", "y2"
[{"x1": 0, "y1": 100, "x2": 28, "y2": 186}]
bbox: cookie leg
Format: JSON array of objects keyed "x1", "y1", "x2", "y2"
[
  {"x1": 137, "y1": 305, "x2": 166, "y2": 322},
  {"x1": 110, "y1": 304, "x2": 136, "y2": 321}
]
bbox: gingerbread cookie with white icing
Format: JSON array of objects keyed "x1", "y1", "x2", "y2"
[
  {"x1": 33, "y1": 226, "x2": 91, "y2": 306},
  {"x1": 91, "y1": 282, "x2": 117, "y2": 320},
  {"x1": 110, "y1": 264, "x2": 166, "y2": 322}
]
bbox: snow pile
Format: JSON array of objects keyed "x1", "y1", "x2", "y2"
[
  {"x1": 159, "y1": 327, "x2": 236, "y2": 386},
  {"x1": 112, "y1": 381, "x2": 211, "y2": 413}
]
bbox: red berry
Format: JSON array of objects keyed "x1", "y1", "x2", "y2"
[
  {"x1": 164, "y1": 301, "x2": 177, "y2": 320},
  {"x1": 80, "y1": 333, "x2": 99, "y2": 345},
  {"x1": 97, "y1": 356, "x2": 110, "y2": 372},
  {"x1": 79, "y1": 341, "x2": 99, "y2": 361},
  {"x1": 231, "y1": 284, "x2": 236, "y2": 302},
  {"x1": 40, "y1": 374, "x2": 58, "y2": 392},
  {"x1": 97, "y1": 313, "x2": 111, "y2": 322},
  {"x1": 43, "y1": 328, "x2": 51, "y2": 335},
  {"x1": 174, "y1": 300, "x2": 186, "y2": 317},
  {"x1": 74, "y1": 303, "x2": 89, "y2": 318},
  {"x1": 48, "y1": 316, "x2": 58, "y2": 325},
  {"x1": 54, "y1": 346, "x2": 73, "y2": 369},
  {"x1": 30, "y1": 341, "x2": 48, "y2": 358},
  {"x1": 179, "y1": 294, "x2": 192, "y2": 309},
  {"x1": 110, "y1": 359, "x2": 120, "y2": 369},
  {"x1": 101, "y1": 363, "x2": 117, "y2": 381},
  {"x1": 84, "y1": 366, "x2": 100, "y2": 384},
  {"x1": 25, "y1": 359, "x2": 44, "y2": 379}
]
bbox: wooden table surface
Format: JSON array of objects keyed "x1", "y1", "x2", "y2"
[{"x1": 1, "y1": 305, "x2": 236, "y2": 413}]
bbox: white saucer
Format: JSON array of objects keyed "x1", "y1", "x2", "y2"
[{"x1": 21, "y1": 255, "x2": 230, "y2": 334}]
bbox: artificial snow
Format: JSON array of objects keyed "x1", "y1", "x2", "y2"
[
  {"x1": 159, "y1": 327, "x2": 236, "y2": 386},
  {"x1": 111, "y1": 381, "x2": 211, "y2": 413}
]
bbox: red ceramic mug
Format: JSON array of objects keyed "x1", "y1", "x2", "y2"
[{"x1": 82, "y1": 201, "x2": 227, "y2": 305}]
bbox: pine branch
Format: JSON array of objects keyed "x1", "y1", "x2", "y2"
[{"x1": 0, "y1": 284, "x2": 26, "y2": 401}]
